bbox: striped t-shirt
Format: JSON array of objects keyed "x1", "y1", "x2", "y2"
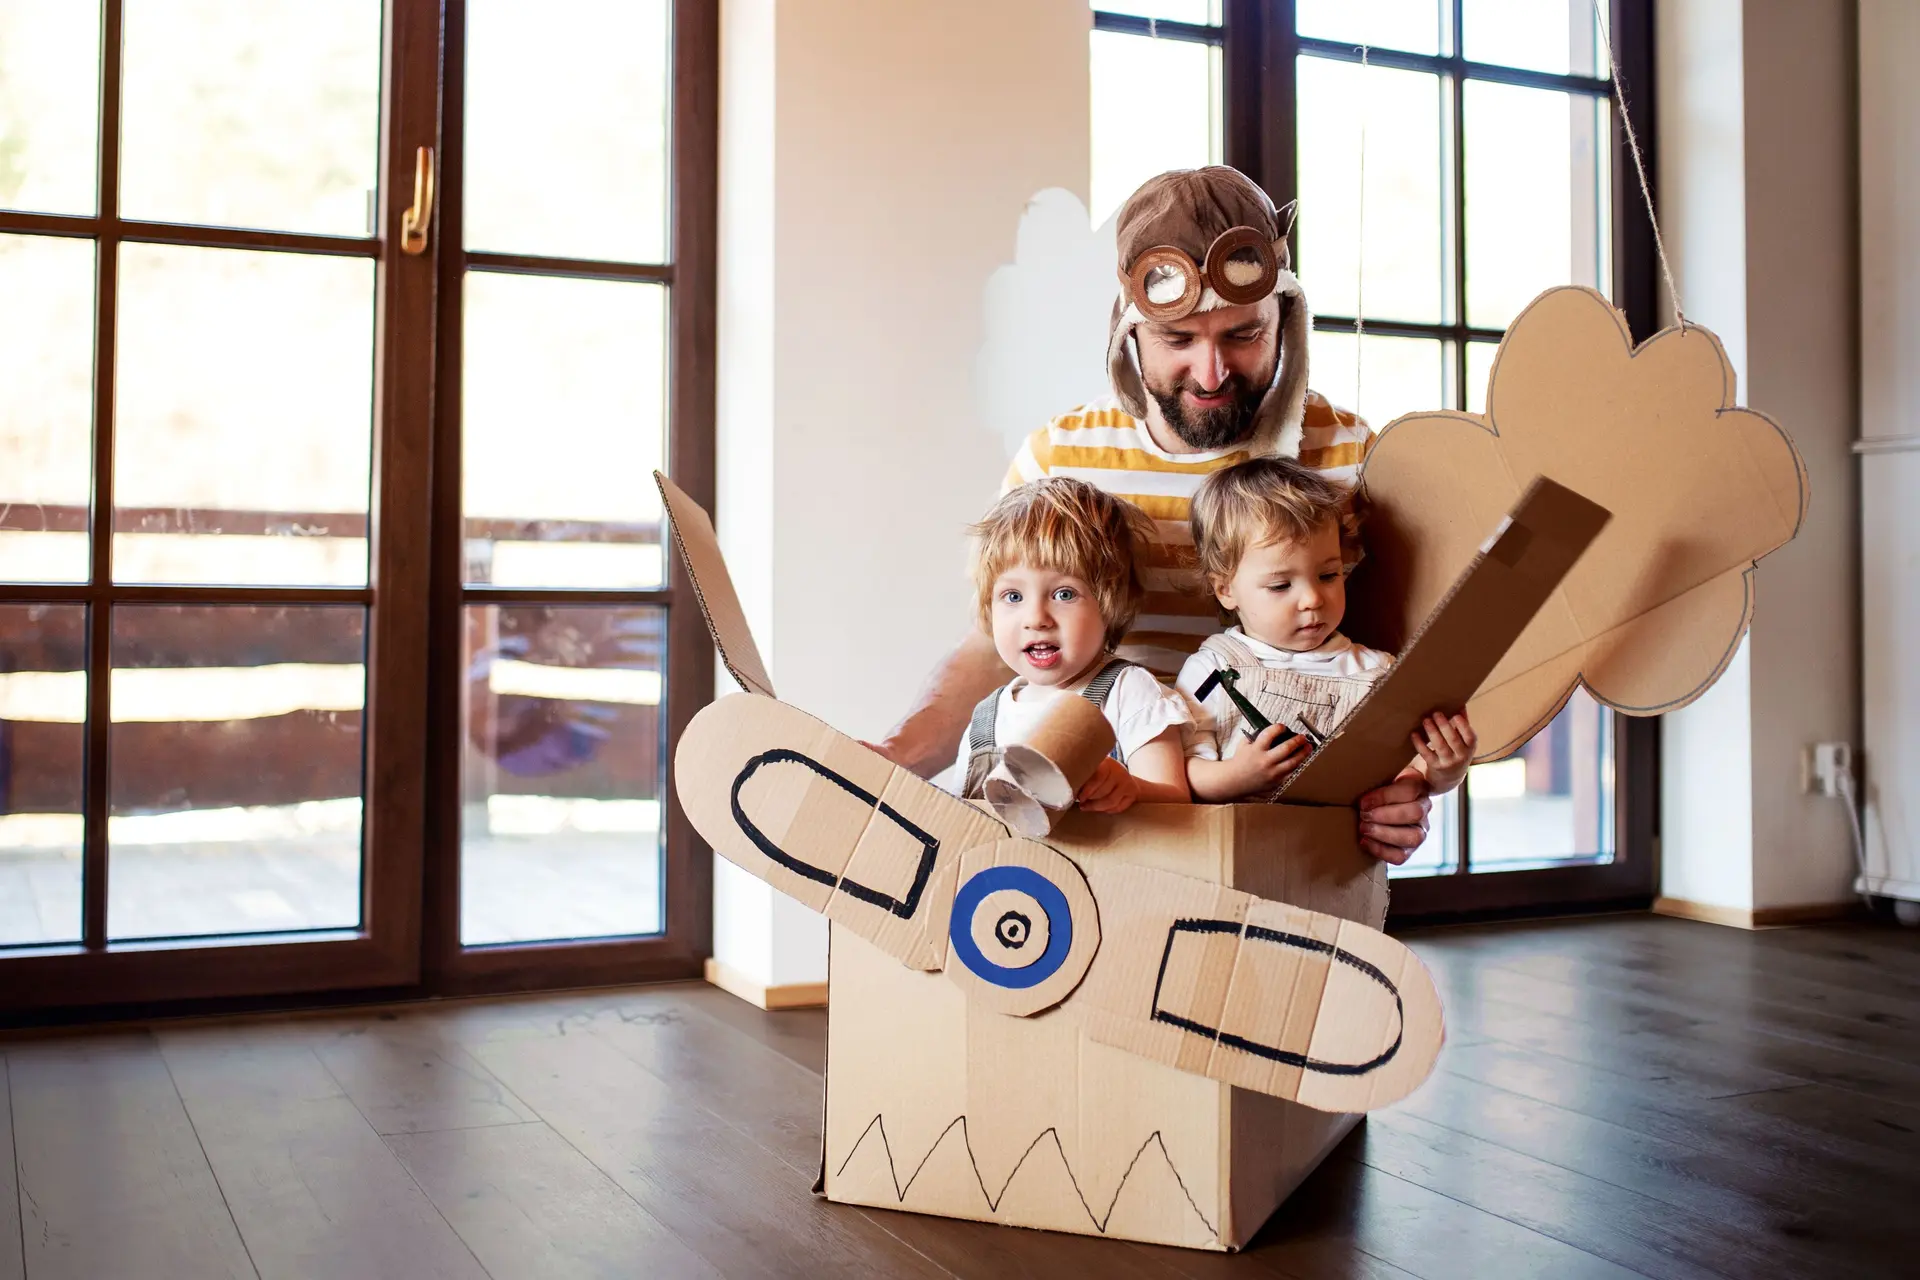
[{"x1": 1001, "y1": 391, "x2": 1374, "y2": 676}]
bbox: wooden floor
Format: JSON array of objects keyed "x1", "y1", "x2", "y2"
[{"x1": 2, "y1": 913, "x2": 1916, "y2": 1279}]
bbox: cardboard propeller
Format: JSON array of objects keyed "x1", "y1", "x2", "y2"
[
  {"x1": 1342, "y1": 285, "x2": 1808, "y2": 761},
  {"x1": 657, "y1": 470, "x2": 1537, "y2": 1114}
]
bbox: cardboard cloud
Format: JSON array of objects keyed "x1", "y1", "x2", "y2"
[{"x1": 1345, "y1": 286, "x2": 1808, "y2": 760}]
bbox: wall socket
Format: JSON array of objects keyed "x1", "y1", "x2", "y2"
[{"x1": 1802, "y1": 742, "x2": 1854, "y2": 797}]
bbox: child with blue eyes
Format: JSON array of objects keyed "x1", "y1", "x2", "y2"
[
  {"x1": 943, "y1": 477, "x2": 1194, "y2": 812},
  {"x1": 1179, "y1": 456, "x2": 1476, "y2": 802}
]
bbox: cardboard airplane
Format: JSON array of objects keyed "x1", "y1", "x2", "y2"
[{"x1": 654, "y1": 284, "x2": 1805, "y2": 1250}]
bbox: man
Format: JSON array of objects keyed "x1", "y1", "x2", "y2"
[{"x1": 874, "y1": 166, "x2": 1432, "y2": 863}]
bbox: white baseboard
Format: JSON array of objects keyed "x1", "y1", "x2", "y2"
[{"x1": 704, "y1": 957, "x2": 828, "y2": 1010}]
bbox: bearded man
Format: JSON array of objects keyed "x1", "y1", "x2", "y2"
[{"x1": 872, "y1": 165, "x2": 1433, "y2": 863}]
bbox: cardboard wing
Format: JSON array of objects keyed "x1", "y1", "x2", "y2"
[
  {"x1": 656, "y1": 471, "x2": 1443, "y2": 1113},
  {"x1": 654, "y1": 471, "x2": 776, "y2": 699},
  {"x1": 1280, "y1": 476, "x2": 1611, "y2": 806},
  {"x1": 1340, "y1": 285, "x2": 1807, "y2": 760},
  {"x1": 676, "y1": 691, "x2": 1444, "y2": 1113}
]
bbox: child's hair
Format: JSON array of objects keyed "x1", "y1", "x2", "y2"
[
  {"x1": 1188, "y1": 456, "x2": 1367, "y2": 591},
  {"x1": 969, "y1": 477, "x2": 1151, "y2": 649}
]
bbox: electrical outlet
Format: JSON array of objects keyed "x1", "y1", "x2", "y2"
[{"x1": 1811, "y1": 742, "x2": 1853, "y2": 798}]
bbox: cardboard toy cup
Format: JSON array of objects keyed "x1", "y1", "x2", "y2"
[
  {"x1": 650, "y1": 282, "x2": 1805, "y2": 1253},
  {"x1": 983, "y1": 693, "x2": 1118, "y2": 836}
]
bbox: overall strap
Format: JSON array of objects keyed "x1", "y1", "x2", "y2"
[
  {"x1": 966, "y1": 687, "x2": 1002, "y2": 756},
  {"x1": 1078, "y1": 657, "x2": 1135, "y2": 709},
  {"x1": 1201, "y1": 630, "x2": 1263, "y2": 669}
]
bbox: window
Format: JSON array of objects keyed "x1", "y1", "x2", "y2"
[
  {"x1": 0, "y1": 0, "x2": 717, "y2": 1012},
  {"x1": 1089, "y1": 1, "x2": 1658, "y2": 915}
]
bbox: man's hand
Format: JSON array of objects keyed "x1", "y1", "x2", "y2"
[
  {"x1": 1075, "y1": 757, "x2": 1140, "y2": 814},
  {"x1": 1356, "y1": 768, "x2": 1432, "y2": 865}
]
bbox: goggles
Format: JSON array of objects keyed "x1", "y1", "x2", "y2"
[{"x1": 1120, "y1": 225, "x2": 1288, "y2": 323}]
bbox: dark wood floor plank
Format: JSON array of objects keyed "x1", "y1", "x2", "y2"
[
  {"x1": 8, "y1": 1034, "x2": 256, "y2": 1280},
  {"x1": 1435, "y1": 1041, "x2": 1920, "y2": 1201},
  {"x1": 385, "y1": 1120, "x2": 724, "y2": 1280},
  {"x1": 428, "y1": 999, "x2": 954, "y2": 1280},
  {"x1": 0, "y1": 1055, "x2": 26, "y2": 1280},
  {"x1": 669, "y1": 982, "x2": 829, "y2": 1073},
  {"x1": 1253, "y1": 1134, "x2": 1644, "y2": 1280},
  {"x1": 1392, "y1": 1072, "x2": 1912, "y2": 1277},
  {"x1": 551, "y1": 988, "x2": 1222, "y2": 1280},
  {"x1": 301, "y1": 1014, "x2": 541, "y2": 1135},
  {"x1": 154, "y1": 1023, "x2": 488, "y2": 1280}
]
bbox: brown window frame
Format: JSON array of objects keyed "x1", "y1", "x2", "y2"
[
  {"x1": 0, "y1": 0, "x2": 718, "y2": 1018},
  {"x1": 1094, "y1": 0, "x2": 1662, "y2": 920}
]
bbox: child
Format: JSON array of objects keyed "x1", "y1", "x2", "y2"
[
  {"x1": 1179, "y1": 456, "x2": 1476, "y2": 803},
  {"x1": 944, "y1": 477, "x2": 1194, "y2": 812}
]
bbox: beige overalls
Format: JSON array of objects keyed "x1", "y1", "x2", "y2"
[{"x1": 1196, "y1": 631, "x2": 1385, "y2": 759}]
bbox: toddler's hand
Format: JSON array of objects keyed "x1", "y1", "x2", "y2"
[
  {"x1": 1075, "y1": 757, "x2": 1139, "y2": 814},
  {"x1": 1225, "y1": 724, "x2": 1313, "y2": 797},
  {"x1": 1411, "y1": 711, "x2": 1477, "y2": 792}
]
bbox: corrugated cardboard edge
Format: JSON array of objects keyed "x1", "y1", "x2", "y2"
[
  {"x1": 654, "y1": 470, "x2": 777, "y2": 698},
  {"x1": 1278, "y1": 477, "x2": 1609, "y2": 805},
  {"x1": 1343, "y1": 286, "x2": 1806, "y2": 761},
  {"x1": 813, "y1": 924, "x2": 832, "y2": 1196}
]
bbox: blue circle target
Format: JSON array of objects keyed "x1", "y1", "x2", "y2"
[{"x1": 948, "y1": 864, "x2": 1074, "y2": 990}]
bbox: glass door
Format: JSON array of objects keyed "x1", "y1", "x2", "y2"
[
  {"x1": 423, "y1": 0, "x2": 714, "y2": 992},
  {"x1": 0, "y1": 0, "x2": 439, "y2": 1008}
]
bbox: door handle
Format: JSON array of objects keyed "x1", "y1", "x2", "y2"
[{"x1": 400, "y1": 146, "x2": 435, "y2": 255}]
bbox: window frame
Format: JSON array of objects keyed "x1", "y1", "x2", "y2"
[
  {"x1": 1092, "y1": 0, "x2": 1661, "y2": 919},
  {"x1": 0, "y1": 0, "x2": 718, "y2": 1018}
]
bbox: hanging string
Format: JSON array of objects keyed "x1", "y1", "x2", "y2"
[
  {"x1": 1353, "y1": 41, "x2": 1369, "y2": 418},
  {"x1": 1590, "y1": 0, "x2": 1684, "y2": 327}
]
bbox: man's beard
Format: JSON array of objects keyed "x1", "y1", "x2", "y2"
[{"x1": 1145, "y1": 366, "x2": 1273, "y2": 450}]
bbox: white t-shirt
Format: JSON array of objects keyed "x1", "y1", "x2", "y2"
[
  {"x1": 936, "y1": 663, "x2": 1197, "y2": 796},
  {"x1": 1176, "y1": 628, "x2": 1394, "y2": 761}
]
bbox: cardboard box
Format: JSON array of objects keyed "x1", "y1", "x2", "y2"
[
  {"x1": 822, "y1": 803, "x2": 1384, "y2": 1250},
  {"x1": 654, "y1": 284, "x2": 1806, "y2": 1250}
]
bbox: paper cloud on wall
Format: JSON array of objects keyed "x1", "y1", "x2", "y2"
[
  {"x1": 1346, "y1": 285, "x2": 1808, "y2": 761},
  {"x1": 974, "y1": 189, "x2": 1119, "y2": 458}
]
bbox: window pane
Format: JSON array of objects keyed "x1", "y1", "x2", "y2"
[
  {"x1": 1306, "y1": 331, "x2": 1445, "y2": 433},
  {"x1": 0, "y1": 603, "x2": 87, "y2": 946},
  {"x1": 1463, "y1": 0, "x2": 1604, "y2": 77},
  {"x1": 1465, "y1": 82, "x2": 1611, "y2": 329},
  {"x1": 0, "y1": 234, "x2": 93, "y2": 583},
  {"x1": 0, "y1": 0, "x2": 101, "y2": 216},
  {"x1": 462, "y1": 273, "x2": 666, "y2": 589},
  {"x1": 113, "y1": 243, "x2": 374, "y2": 586},
  {"x1": 1297, "y1": 0, "x2": 1443, "y2": 56},
  {"x1": 119, "y1": 0, "x2": 383, "y2": 236},
  {"x1": 1092, "y1": 1, "x2": 1220, "y2": 23},
  {"x1": 1466, "y1": 340, "x2": 1498, "y2": 414},
  {"x1": 1090, "y1": 30, "x2": 1221, "y2": 226},
  {"x1": 1466, "y1": 688, "x2": 1615, "y2": 870},
  {"x1": 1389, "y1": 786, "x2": 1461, "y2": 879},
  {"x1": 1297, "y1": 57, "x2": 1446, "y2": 325},
  {"x1": 465, "y1": 0, "x2": 670, "y2": 263},
  {"x1": 462, "y1": 604, "x2": 666, "y2": 945},
  {"x1": 107, "y1": 605, "x2": 366, "y2": 941}
]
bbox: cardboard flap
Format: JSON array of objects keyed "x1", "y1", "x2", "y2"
[
  {"x1": 654, "y1": 471, "x2": 777, "y2": 698},
  {"x1": 1281, "y1": 476, "x2": 1611, "y2": 806},
  {"x1": 1342, "y1": 286, "x2": 1805, "y2": 759}
]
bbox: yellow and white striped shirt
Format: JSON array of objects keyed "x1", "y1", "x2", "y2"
[{"x1": 1001, "y1": 391, "x2": 1373, "y2": 676}]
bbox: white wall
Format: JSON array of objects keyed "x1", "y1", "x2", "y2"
[
  {"x1": 1656, "y1": 0, "x2": 1859, "y2": 914},
  {"x1": 1857, "y1": 0, "x2": 1920, "y2": 899},
  {"x1": 712, "y1": 0, "x2": 1091, "y2": 986}
]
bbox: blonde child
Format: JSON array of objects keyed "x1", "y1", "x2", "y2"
[
  {"x1": 1179, "y1": 457, "x2": 1476, "y2": 802},
  {"x1": 943, "y1": 477, "x2": 1193, "y2": 812}
]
